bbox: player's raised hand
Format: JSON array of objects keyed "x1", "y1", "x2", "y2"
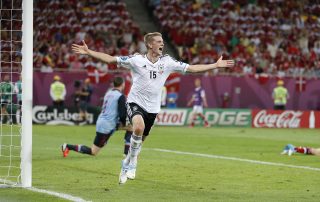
[
  {"x1": 216, "y1": 56, "x2": 235, "y2": 68},
  {"x1": 72, "y1": 40, "x2": 90, "y2": 55}
]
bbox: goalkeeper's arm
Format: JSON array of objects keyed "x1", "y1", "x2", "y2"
[
  {"x1": 118, "y1": 95, "x2": 127, "y2": 126},
  {"x1": 116, "y1": 95, "x2": 133, "y2": 131}
]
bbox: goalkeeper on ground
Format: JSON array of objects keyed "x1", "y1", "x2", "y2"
[
  {"x1": 282, "y1": 144, "x2": 320, "y2": 156},
  {"x1": 61, "y1": 76, "x2": 132, "y2": 157}
]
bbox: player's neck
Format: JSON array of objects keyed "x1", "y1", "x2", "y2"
[
  {"x1": 146, "y1": 52, "x2": 160, "y2": 63},
  {"x1": 114, "y1": 87, "x2": 123, "y2": 92}
]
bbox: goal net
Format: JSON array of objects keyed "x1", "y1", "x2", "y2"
[{"x1": 0, "y1": 0, "x2": 32, "y2": 187}]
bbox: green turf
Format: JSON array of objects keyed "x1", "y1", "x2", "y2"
[{"x1": 1, "y1": 125, "x2": 320, "y2": 201}]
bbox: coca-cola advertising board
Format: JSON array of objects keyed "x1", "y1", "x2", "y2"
[{"x1": 252, "y1": 110, "x2": 320, "y2": 128}]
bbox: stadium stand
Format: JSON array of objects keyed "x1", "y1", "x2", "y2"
[
  {"x1": 149, "y1": 0, "x2": 320, "y2": 78},
  {"x1": 0, "y1": 2, "x2": 22, "y2": 73},
  {"x1": 33, "y1": 0, "x2": 146, "y2": 72},
  {"x1": 33, "y1": 0, "x2": 320, "y2": 78}
]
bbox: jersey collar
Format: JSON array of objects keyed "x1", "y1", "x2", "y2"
[{"x1": 145, "y1": 54, "x2": 160, "y2": 64}]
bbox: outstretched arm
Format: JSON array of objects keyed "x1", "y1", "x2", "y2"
[
  {"x1": 202, "y1": 95, "x2": 208, "y2": 108},
  {"x1": 71, "y1": 40, "x2": 117, "y2": 64},
  {"x1": 187, "y1": 56, "x2": 234, "y2": 73},
  {"x1": 187, "y1": 96, "x2": 194, "y2": 107}
]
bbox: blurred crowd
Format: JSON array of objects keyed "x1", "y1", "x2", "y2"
[
  {"x1": 150, "y1": 0, "x2": 320, "y2": 78},
  {"x1": 2, "y1": 0, "x2": 319, "y2": 79},
  {"x1": 33, "y1": 0, "x2": 146, "y2": 73},
  {"x1": 0, "y1": 0, "x2": 23, "y2": 73}
]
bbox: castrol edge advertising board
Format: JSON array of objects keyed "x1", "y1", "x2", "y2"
[
  {"x1": 155, "y1": 109, "x2": 187, "y2": 126},
  {"x1": 252, "y1": 110, "x2": 320, "y2": 128},
  {"x1": 155, "y1": 108, "x2": 251, "y2": 127}
]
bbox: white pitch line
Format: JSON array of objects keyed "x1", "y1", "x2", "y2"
[
  {"x1": 26, "y1": 187, "x2": 90, "y2": 202},
  {"x1": 0, "y1": 178, "x2": 90, "y2": 202},
  {"x1": 150, "y1": 148, "x2": 320, "y2": 172}
]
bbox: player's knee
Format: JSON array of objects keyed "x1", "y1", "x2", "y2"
[
  {"x1": 132, "y1": 121, "x2": 145, "y2": 135},
  {"x1": 133, "y1": 125, "x2": 144, "y2": 135}
]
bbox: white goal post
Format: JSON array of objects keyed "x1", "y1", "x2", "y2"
[
  {"x1": 21, "y1": 0, "x2": 33, "y2": 188},
  {"x1": 0, "y1": 0, "x2": 32, "y2": 188}
]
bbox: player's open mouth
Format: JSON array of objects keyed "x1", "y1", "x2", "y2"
[{"x1": 159, "y1": 47, "x2": 163, "y2": 51}]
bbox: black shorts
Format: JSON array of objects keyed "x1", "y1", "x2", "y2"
[
  {"x1": 126, "y1": 102, "x2": 157, "y2": 137},
  {"x1": 93, "y1": 131, "x2": 113, "y2": 148},
  {"x1": 274, "y1": 105, "x2": 285, "y2": 110},
  {"x1": 53, "y1": 100, "x2": 64, "y2": 107},
  {"x1": 79, "y1": 101, "x2": 88, "y2": 111}
]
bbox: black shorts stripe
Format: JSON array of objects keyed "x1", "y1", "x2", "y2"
[{"x1": 126, "y1": 102, "x2": 132, "y2": 117}]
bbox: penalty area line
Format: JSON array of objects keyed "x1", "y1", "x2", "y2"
[
  {"x1": 149, "y1": 148, "x2": 320, "y2": 172},
  {"x1": 0, "y1": 178, "x2": 90, "y2": 202}
]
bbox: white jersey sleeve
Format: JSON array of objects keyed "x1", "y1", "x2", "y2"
[
  {"x1": 166, "y1": 56, "x2": 189, "y2": 73},
  {"x1": 116, "y1": 55, "x2": 135, "y2": 69}
]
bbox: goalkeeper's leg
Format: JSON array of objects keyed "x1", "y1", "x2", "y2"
[{"x1": 62, "y1": 132, "x2": 112, "y2": 157}]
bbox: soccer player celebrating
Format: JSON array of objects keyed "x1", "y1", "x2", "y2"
[
  {"x1": 282, "y1": 144, "x2": 320, "y2": 156},
  {"x1": 187, "y1": 78, "x2": 210, "y2": 128},
  {"x1": 72, "y1": 32, "x2": 235, "y2": 184},
  {"x1": 61, "y1": 77, "x2": 132, "y2": 157}
]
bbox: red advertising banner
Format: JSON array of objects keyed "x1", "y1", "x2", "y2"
[{"x1": 252, "y1": 110, "x2": 320, "y2": 128}]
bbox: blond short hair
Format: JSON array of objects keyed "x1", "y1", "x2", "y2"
[{"x1": 144, "y1": 32, "x2": 162, "y2": 49}]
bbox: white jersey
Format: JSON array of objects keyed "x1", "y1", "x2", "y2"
[{"x1": 117, "y1": 54, "x2": 189, "y2": 113}]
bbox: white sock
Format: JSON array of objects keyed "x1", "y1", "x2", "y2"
[
  {"x1": 124, "y1": 133, "x2": 142, "y2": 165},
  {"x1": 16, "y1": 110, "x2": 21, "y2": 124}
]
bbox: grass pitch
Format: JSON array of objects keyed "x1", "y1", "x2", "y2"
[{"x1": 1, "y1": 125, "x2": 320, "y2": 201}]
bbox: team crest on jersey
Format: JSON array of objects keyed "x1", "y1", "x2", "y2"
[
  {"x1": 158, "y1": 64, "x2": 164, "y2": 74},
  {"x1": 120, "y1": 56, "x2": 129, "y2": 61},
  {"x1": 132, "y1": 106, "x2": 138, "y2": 111}
]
